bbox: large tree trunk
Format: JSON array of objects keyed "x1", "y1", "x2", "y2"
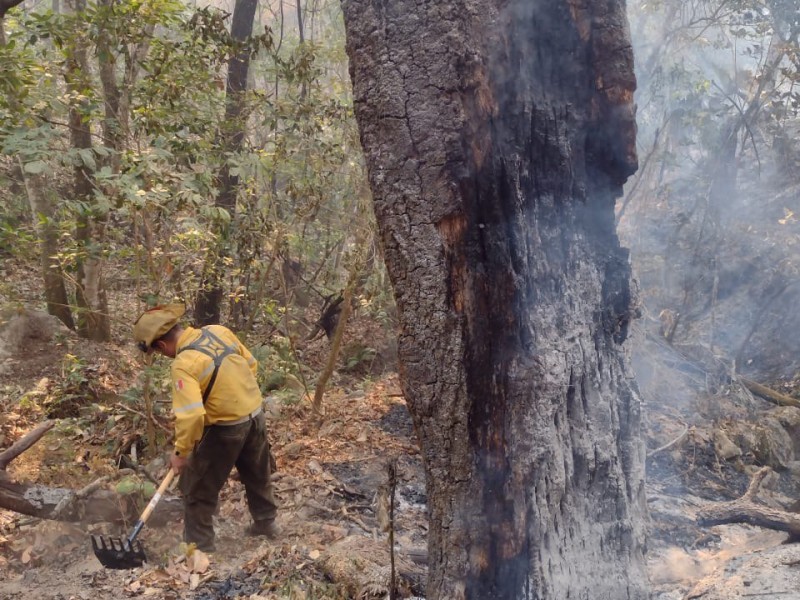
[
  {"x1": 342, "y1": 2, "x2": 647, "y2": 599},
  {"x1": 194, "y1": 0, "x2": 259, "y2": 326}
]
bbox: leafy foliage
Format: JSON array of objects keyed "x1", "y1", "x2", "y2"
[{"x1": 0, "y1": 0, "x2": 388, "y2": 436}]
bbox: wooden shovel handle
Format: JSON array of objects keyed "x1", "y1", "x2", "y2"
[{"x1": 139, "y1": 468, "x2": 176, "y2": 525}]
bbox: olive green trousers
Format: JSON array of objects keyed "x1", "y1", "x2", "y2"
[{"x1": 179, "y1": 411, "x2": 277, "y2": 551}]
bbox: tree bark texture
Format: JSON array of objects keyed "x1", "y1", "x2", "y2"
[
  {"x1": 342, "y1": 1, "x2": 646, "y2": 599},
  {"x1": 195, "y1": 0, "x2": 259, "y2": 325}
]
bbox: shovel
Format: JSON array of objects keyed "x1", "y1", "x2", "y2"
[{"x1": 91, "y1": 468, "x2": 176, "y2": 569}]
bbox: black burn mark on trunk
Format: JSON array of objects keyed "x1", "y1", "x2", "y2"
[
  {"x1": 579, "y1": 195, "x2": 638, "y2": 346},
  {"x1": 453, "y1": 119, "x2": 531, "y2": 600},
  {"x1": 443, "y1": 0, "x2": 631, "y2": 595}
]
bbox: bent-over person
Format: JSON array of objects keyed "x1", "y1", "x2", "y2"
[{"x1": 133, "y1": 304, "x2": 279, "y2": 552}]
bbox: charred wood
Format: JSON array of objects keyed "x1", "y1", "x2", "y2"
[
  {"x1": 740, "y1": 378, "x2": 800, "y2": 409},
  {"x1": 697, "y1": 467, "x2": 800, "y2": 537},
  {"x1": 0, "y1": 472, "x2": 182, "y2": 524}
]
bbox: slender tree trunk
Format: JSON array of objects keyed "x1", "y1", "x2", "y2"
[
  {"x1": 96, "y1": 0, "x2": 153, "y2": 172},
  {"x1": 194, "y1": 0, "x2": 259, "y2": 325},
  {"x1": 64, "y1": 0, "x2": 111, "y2": 342},
  {"x1": 5, "y1": 1, "x2": 73, "y2": 329},
  {"x1": 96, "y1": 3, "x2": 124, "y2": 173},
  {"x1": 19, "y1": 164, "x2": 75, "y2": 330},
  {"x1": 342, "y1": 1, "x2": 647, "y2": 599}
]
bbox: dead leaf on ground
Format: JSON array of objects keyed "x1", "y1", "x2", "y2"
[{"x1": 188, "y1": 550, "x2": 210, "y2": 574}]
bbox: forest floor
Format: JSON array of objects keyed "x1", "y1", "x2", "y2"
[
  {"x1": 0, "y1": 369, "x2": 427, "y2": 600},
  {"x1": 3, "y1": 287, "x2": 800, "y2": 598}
]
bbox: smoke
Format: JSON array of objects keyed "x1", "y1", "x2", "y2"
[
  {"x1": 650, "y1": 530, "x2": 786, "y2": 586},
  {"x1": 621, "y1": 0, "x2": 800, "y2": 382}
]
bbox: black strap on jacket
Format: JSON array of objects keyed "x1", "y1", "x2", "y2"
[{"x1": 177, "y1": 327, "x2": 238, "y2": 403}]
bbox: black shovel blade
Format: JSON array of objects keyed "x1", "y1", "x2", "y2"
[{"x1": 91, "y1": 534, "x2": 147, "y2": 569}]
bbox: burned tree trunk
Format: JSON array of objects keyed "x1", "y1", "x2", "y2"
[{"x1": 342, "y1": 1, "x2": 646, "y2": 599}]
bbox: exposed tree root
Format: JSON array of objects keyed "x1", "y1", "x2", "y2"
[{"x1": 697, "y1": 467, "x2": 800, "y2": 537}]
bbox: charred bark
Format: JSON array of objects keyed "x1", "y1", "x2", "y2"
[{"x1": 342, "y1": 1, "x2": 646, "y2": 599}]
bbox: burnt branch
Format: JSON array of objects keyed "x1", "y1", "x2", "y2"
[
  {"x1": 0, "y1": 422, "x2": 180, "y2": 524},
  {"x1": 0, "y1": 475, "x2": 182, "y2": 524},
  {"x1": 697, "y1": 467, "x2": 800, "y2": 537},
  {"x1": 740, "y1": 378, "x2": 800, "y2": 410}
]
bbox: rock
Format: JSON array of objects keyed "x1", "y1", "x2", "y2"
[
  {"x1": 282, "y1": 441, "x2": 306, "y2": 460},
  {"x1": 0, "y1": 308, "x2": 70, "y2": 357},
  {"x1": 771, "y1": 406, "x2": 800, "y2": 456},
  {"x1": 713, "y1": 429, "x2": 742, "y2": 460},
  {"x1": 727, "y1": 417, "x2": 794, "y2": 470},
  {"x1": 754, "y1": 417, "x2": 794, "y2": 469},
  {"x1": 263, "y1": 395, "x2": 282, "y2": 418}
]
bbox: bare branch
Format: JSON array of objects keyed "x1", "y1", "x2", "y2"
[
  {"x1": 697, "y1": 467, "x2": 800, "y2": 536},
  {"x1": 0, "y1": 421, "x2": 55, "y2": 471}
]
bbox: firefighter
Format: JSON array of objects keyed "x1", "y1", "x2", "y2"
[{"x1": 133, "y1": 304, "x2": 279, "y2": 552}]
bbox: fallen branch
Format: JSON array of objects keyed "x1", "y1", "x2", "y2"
[
  {"x1": 647, "y1": 425, "x2": 689, "y2": 458},
  {"x1": 740, "y1": 378, "x2": 800, "y2": 409},
  {"x1": 0, "y1": 420, "x2": 55, "y2": 470},
  {"x1": 51, "y1": 475, "x2": 110, "y2": 519},
  {"x1": 114, "y1": 402, "x2": 172, "y2": 434},
  {"x1": 0, "y1": 475, "x2": 182, "y2": 524},
  {"x1": 0, "y1": 423, "x2": 180, "y2": 525},
  {"x1": 697, "y1": 467, "x2": 800, "y2": 537}
]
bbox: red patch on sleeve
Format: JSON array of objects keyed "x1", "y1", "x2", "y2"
[{"x1": 175, "y1": 379, "x2": 184, "y2": 391}]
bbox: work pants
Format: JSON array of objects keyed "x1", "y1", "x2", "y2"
[{"x1": 179, "y1": 411, "x2": 277, "y2": 551}]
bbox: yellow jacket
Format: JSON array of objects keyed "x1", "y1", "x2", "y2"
[{"x1": 170, "y1": 325, "x2": 262, "y2": 455}]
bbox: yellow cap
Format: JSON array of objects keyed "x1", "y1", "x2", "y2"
[{"x1": 132, "y1": 304, "x2": 186, "y2": 351}]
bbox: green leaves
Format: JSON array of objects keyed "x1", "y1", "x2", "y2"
[
  {"x1": 1, "y1": 0, "x2": 383, "y2": 348},
  {"x1": 77, "y1": 147, "x2": 96, "y2": 171}
]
